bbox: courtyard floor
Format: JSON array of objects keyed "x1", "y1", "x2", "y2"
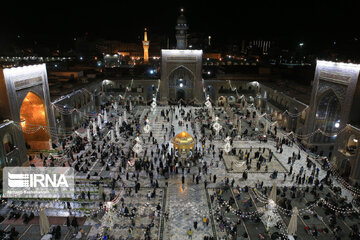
[{"x1": 0, "y1": 104, "x2": 359, "y2": 240}]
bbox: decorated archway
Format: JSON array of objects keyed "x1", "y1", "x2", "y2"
[
  {"x1": 168, "y1": 66, "x2": 195, "y2": 101},
  {"x1": 313, "y1": 90, "x2": 341, "y2": 143},
  {"x1": 20, "y1": 92, "x2": 50, "y2": 149},
  {"x1": 345, "y1": 134, "x2": 358, "y2": 155},
  {"x1": 218, "y1": 96, "x2": 226, "y2": 106}
]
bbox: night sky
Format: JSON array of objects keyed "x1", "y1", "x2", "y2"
[{"x1": 1, "y1": 0, "x2": 359, "y2": 49}]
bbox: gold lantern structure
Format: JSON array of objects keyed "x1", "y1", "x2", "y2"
[{"x1": 171, "y1": 131, "x2": 196, "y2": 157}]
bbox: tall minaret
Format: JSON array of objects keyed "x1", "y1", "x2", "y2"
[
  {"x1": 175, "y1": 8, "x2": 188, "y2": 49},
  {"x1": 142, "y1": 28, "x2": 150, "y2": 63}
]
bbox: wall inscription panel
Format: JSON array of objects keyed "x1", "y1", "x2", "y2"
[
  {"x1": 14, "y1": 77, "x2": 43, "y2": 90},
  {"x1": 319, "y1": 71, "x2": 352, "y2": 85}
]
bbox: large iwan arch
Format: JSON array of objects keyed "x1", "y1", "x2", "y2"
[
  {"x1": 20, "y1": 91, "x2": 50, "y2": 149},
  {"x1": 312, "y1": 89, "x2": 341, "y2": 143},
  {"x1": 160, "y1": 50, "x2": 203, "y2": 103},
  {"x1": 168, "y1": 66, "x2": 195, "y2": 101}
]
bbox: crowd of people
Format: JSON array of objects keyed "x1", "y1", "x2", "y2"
[{"x1": 9, "y1": 98, "x2": 359, "y2": 240}]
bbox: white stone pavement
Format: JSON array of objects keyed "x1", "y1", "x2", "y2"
[
  {"x1": 164, "y1": 106, "x2": 213, "y2": 240},
  {"x1": 81, "y1": 105, "x2": 356, "y2": 239}
]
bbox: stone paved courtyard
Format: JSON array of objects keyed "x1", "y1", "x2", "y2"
[
  {"x1": 1, "y1": 104, "x2": 360, "y2": 240},
  {"x1": 101, "y1": 187, "x2": 164, "y2": 240},
  {"x1": 223, "y1": 148, "x2": 288, "y2": 173}
]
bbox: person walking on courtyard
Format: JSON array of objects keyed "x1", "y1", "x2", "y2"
[
  {"x1": 71, "y1": 217, "x2": 79, "y2": 231},
  {"x1": 66, "y1": 216, "x2": 71, "y2": 231},
  {"x1": 203, "y1": 216, "x2": 208, "y2": 227},
  {"x1": 182, "y1": 175, "x2": 185, "y2": 190},
  {"x1": 187, "y1": 229, "x2": 193, "y2": 239},
  {"x1": 196, "y1": 175, "x2": 200, "y2": 184},
  {"x1": 128, "y1": 227, "x2": 133, "y2": 238}
]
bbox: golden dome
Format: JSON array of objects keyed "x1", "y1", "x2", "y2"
[{"x1": 172, "y1": 131, "x2": 195, "y2": 145}]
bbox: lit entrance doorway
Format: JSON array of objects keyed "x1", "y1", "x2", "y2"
[
  {"x1": 20, "y1": 92, "x2": 50, "y2": 150},
  {"x1": 176, "y1": 89, "x2": 185, "y2": 102}
]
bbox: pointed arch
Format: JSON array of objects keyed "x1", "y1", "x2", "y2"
[
  {"x1": 20, "y1": 91, "x2": 50, "y2": 149},
  {"x1": 167, "y1": 65, "x2": 195, "y2": 80},
  {"x1": 312, "y1": 88, "x2": 341, "y2": 143}
]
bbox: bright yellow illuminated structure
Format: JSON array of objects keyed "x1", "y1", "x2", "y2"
[
  {"x1": 171, "y1": 131, "x2": 196, "y2": 155},
  {"x1": 142, "y1": 28, "x2": 150, "y2": 63},
  {"x1": 20, "y1": 91, "x2": 50, "y2": 149}
]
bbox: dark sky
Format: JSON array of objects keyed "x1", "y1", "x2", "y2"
[{"x1": 2, "y1": 0, "x2": 359, "y2": 48}]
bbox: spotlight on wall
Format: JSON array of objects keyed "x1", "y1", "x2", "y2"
[
  {"x1": 353, "y1": 139, "x2": 358, "y2": 143},
  {"x1": 334, "y1": 122, "x2": 340, "y2": 128},
  {"x1": 20, "y1": 119, "x2": 26, "y2": 127}
]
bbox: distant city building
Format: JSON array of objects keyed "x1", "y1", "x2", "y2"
[
  {"x1": 203, "y1": 53, "x2": 221, "y2": 60},
  {"x1": 104, "y1": 54, "x2": 121, "y2": 68},
  {"x1": 96, "y1": 41, "x2": 143, "y2": 58},
  {"x1": 242, "y1": 40, "x2": 271, "y2": 55}
]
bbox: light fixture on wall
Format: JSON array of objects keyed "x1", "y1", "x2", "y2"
[{"x1": 20, "y1": 118, "x2": 26, "y2": 127}]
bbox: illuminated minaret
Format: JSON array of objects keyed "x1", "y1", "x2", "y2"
[
  {"x1": 176, "y1": 8, "x2": 188, "y2": 49},
  {"x1": 142, "y1": 28, "x2": 150, "y2": 63}
]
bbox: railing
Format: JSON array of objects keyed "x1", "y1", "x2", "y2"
[{"x1": 266, "y1": 98, "x2": 287, "y2": 112}]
